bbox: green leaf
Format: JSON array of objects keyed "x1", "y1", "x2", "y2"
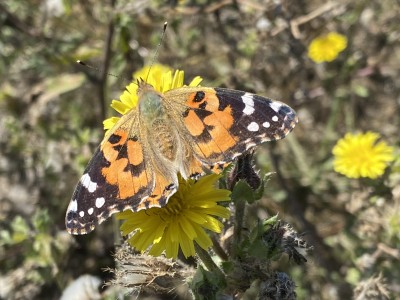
[
  {"x1": 231, "y1": 180, "x2": 255, "y2": 203},
  {"x1": 352, "y1": 84, "x2": 369, "y2": 97},
  {"x1": 253, "y1": 177, "x2": 265, "y2": 200},
  {"x1": 11, "y1": 216, "x2": 30, "y2": 244},
  {"x1": 262, "y1": 215, "x2": 279, "y2": 228},
  {"x1": 33, "y1": 209, "x2": 51, "y2": 233},
  {"x1": 191, "y1": 265, "x2": 226, "y2": 300}
]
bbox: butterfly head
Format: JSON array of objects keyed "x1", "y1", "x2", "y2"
[{"x1": 136, "y1": 78, "x2": 164, "y2": 119}]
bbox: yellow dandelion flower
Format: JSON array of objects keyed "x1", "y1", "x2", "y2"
[
  {"x1": 117, "y1": 174, "x2": 231, "y2": 259},
  {"x1": 103, "y1": 64, "x2": 203, "y2": 131},
  {"x1": 332, "y1": 132, "x2": 394, "y2": 179},
  {"x1": 308, "y1": 32, "x2": 347, "y2": 63}
]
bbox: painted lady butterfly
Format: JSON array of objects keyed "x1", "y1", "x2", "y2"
[{"x1": 66, "y1": 78, "x2": 298, "y2": 234}]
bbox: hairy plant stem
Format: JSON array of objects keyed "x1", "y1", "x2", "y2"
[
  {"x1": 232, "y1": 197, "x2": 246, "y2": 258},
  {"x1": 195, "y1": 243, "x2": 225, "y2": 280}
]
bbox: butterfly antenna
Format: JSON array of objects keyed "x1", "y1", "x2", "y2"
[
  {"x1": 145, "y1": 21, "x2": 168, "y2": 82},
  {"x1": 76, "y1": 60, "x2": 134, "y2": 85}
]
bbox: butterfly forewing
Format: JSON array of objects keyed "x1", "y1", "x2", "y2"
[
  {"x1": 214, "y1": 88, "x2": 297, "y2": 147},
  {"x1": 66, "y1": 114, "x2": 155, "y2": 234},
  {"x1": 165, "y1": 86, "x2": 297, "y2": 167}
]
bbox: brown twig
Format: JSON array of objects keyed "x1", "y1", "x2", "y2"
[
  {"x1": 290, "y1": 2, "x2": 342, "y2": 39},
  {"x1": 0, "y1": 3, "x2": 39, "y2": 37},
  {"x1": 271, "y1": 2, "x2": 344, "y2": 38},
  {"x1": 0, "y1": 2, "x2": 68, "y2": 44},
  {"x1": 377, "y1": 243, "x2": 400, "y2": 259},
  {"x1": 98, "y1": 0, "x2": 117, "y2": 123}
]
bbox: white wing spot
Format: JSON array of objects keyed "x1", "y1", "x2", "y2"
[
  {"x1": 245, "y1": 138, "x2": 252, "y2": 143},
  {"x1": 88, "y1": 208, "x2": 94, "y2": 215},
  {"x1": 245, "y1": 142, "x2": 256, "y2": 150},
  {"x1": 95, "y1": 197, "x2": 105, "y2": 208},
  {"x1": 80, "y1": 173, "x2": 97, "y2": 193},
  {"x1": 68, "y1": 199, "x2": 78, "y2": 212},
  {"x1": 272, "y1": 116, "x2": 279, "y2": 122},
  {"x1": 241, "y1": 93, "x2": 255, "y2": 115},
  {"x1": 263, "y1": 121, "x2": 270, "y2": 128},
  {"x1": 270, "y1": 102, "x2": 282, "y2": 113},
  {"x1": 247, "y1": 122, "x2": 259, "y2": 132},
  {"x1": 79, "y1": 211, "x2": 84, "y2": 217}
]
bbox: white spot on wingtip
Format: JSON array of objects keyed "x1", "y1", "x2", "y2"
[
  {"x1": 270, "y1": 101, "x2": 282, "y2": 113},
  {"x1": 88, "y1": 208, "x2": 94, "y2": 215},
  {"x1": 95, "y1": 197, "x2": 105, "y2": 208},
  {"x1": 272, "y1": 116, "x2": 279, "y2": 122},
  {"x1": 68, "y1": 199, "x2": 78, "y2": 212},
  {"x1": 247, "y1": 122, "x2": 259, "y2": 132},
  {"x1": 80, "y1": 173, "x2": 97, "y2": 193},
  {"x1": 242, "y1": 93, "x2": 255, "y2": 115},
  {"x1": 244, "y1": 138, "x2": 252, "y2": 144},
  {"x1": 245, "y1": 142, "x2": 256, "y2": 150},
  {"x1": 79, "y1": 211, "x2": 84, "y2": 217},
  {"x1": 263, "y1": 121, "x2": 270, "y2": 128},
  {"x1": 232, "y1": 152, "x2": 241, "y2": 159}
]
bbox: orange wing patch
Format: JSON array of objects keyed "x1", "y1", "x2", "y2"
[
  {"x1": 101, "y1": 129, "x2": 128, "y2": 162},
  {"x1": 127, "y1": 138, "x2": 144, "y2": 166},
  {"x1": 184, "y1": 91, "x2": 237, "y2": 160},
  {"x1": 202, "y1": 104, "x2": 236, "y2": 150},
  {"x1": 101, "y1": 129, "x2": 151, "y2": 200},
  {"x1": 185, "y1": 109, "x2": 205, "y2": 136},
  {"x1": 210, "y1": 162, "x2": 231, "y2": 174},
  {"x1": 137, "y1": 171, "x2": 175, "y2": 210},
  {"x1": 188, "y1": 154, "x2": 204, "y2": 176}
]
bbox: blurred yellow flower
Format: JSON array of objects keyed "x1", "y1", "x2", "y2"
[
  {"x1": 117, "y1": 174, "x2": 231, "y2": 259},
  {"x1": 103, "y1": 64, "x2": 203, "y2": 131},
  {"x1": 332, "y1": 132, "x2": 394, "y2": 179},
  {"x1": 308, "y1": 32, "x2": 347, "y2": 63}
]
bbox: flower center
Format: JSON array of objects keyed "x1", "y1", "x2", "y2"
[
  {"x1": 164, "y1": 195, "x2": 185, "y2": 215},
  {"x1": 353, "y1": 144, "x2": 374, "y2": 162}
]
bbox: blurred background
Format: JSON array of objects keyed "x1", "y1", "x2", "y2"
[{"x1": 0, "y1": 0, "x2": 399, "y2": 299}]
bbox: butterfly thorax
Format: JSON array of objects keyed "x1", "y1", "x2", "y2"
[{"x1": 137, "y1": 82, "x2": 179, "y2": 164}]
